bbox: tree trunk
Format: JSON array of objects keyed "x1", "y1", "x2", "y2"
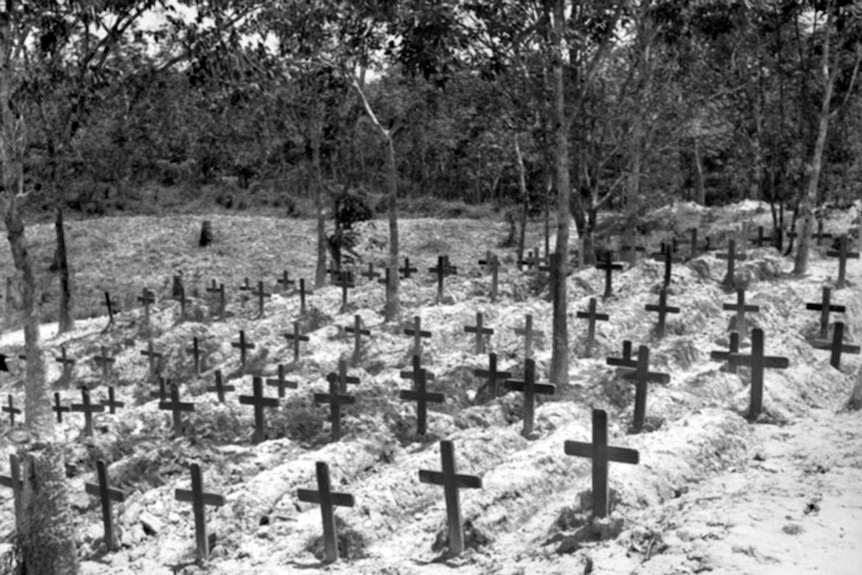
[
  {"x1": 550, "y1": 0, "x2": 570, "y2": 386},
  {"x1": 514, "y1": 135, "x2": 528, "y2": 268},
  {"x1": 625, "y1": 110, "x2": 644, "y2": 265},
  {"x1": 312, "y1": 111, "x2": 327, "y2": 289},
  {"x1": 384, "y1": 137, "x2": 400, "y2": 321},
  {"x1": 54, "y1": 205, "x2": 73, "y2": 333},
  {"x1": 693, "y1": 136, "x2": 706, "y2": 205}
]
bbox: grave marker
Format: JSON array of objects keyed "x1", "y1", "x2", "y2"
[
  {"x1": 103, "y1": 291, "x2": 119, "y2": 327},
  {"x1": 360, "y1": 263, "x2": 380, "y2": 283},
  {"x1": 206, "y1": 370, "x2": 235, "y2": 403},
  {"x1": 514, "y1": 314, "x2": 544, "y2": 360},
  {"x1": 84, "y1": 459, "x2": 126, "y2": 550},
  {"x1": 488, "y1": 256, "x2": 499, "y2": 302},
  {"x1": 297, "y1": 278, "x2": 311, "y2": 315},
  {"x1": 464, "y1": 312, "x2": 494, "y2": 355},
  {"x1": 812, "y1": 322, "x2": 860, "y2": 369},
  {"x1": 314, "y1": 372, "x2": 356, "y2": 441},
  {"x1": 596, "y1": 251, "x2": 624, "y2": 299},
  {"x1": 100, "y1": 386, "x2": 124, "y2": 414},
  {"x1": 473, "y1": 353, "x2": 512, "y2": 399},
  {"x1": 749, "y1": 226, "x2": 772, "y2": 248},
  {"x1": 252, "y1": 281, "x2": 271, "y2": 317},
  {"x1": 53, "y1": 392, "x2": 70, "y2": 423},
  {"x1": 140, "y1": 340, "x2": 163, "y2": 381},
  {"x1": 727, "y1": 328, "x2": 789, "y2": 420},
  {"x1": 710, "y1": 332, "x2": 741, "y2": 374},
  {"x1": 344, "y1": 315, "x2": 370, "y2": 366},
  {"x1": 92, "y1": 345, "x2": 115, "y2": 384},
  {"x1": 377, "y1": 267, "x2": 391, "y2": 301},
  {"x1": 716, "y1": 239, "x2": 747, "y2": 288},
  {"x1": 399, "y1": 257, "x2": 418, "y2": 279},
  {"x1": 149, "y1": 377, "x2": 169, "y2": 402},
  {"x1": 621, "y1": 345, "x2": 670, "y2": 432},
  {"x1": 649, "y1": 243, "x2": 679, "y2": 287},
  {"x1": 266, "y1": 364, "x2": 298, "y2": 398},
  {"x1": 418, "y1": 440, "x2": 482, "y2": 556},
  {"x1": 239, "y1": 376, "x2": 279, "y2": 443},
  {"x1": 238, "y1": 277, "x2": 252, "y2": 292},
  {"x1": 519, "y1": 249, "x2": 540, "y2": 271},
  {"x1": 620, "y1": 241, "x2": 645, "y2": 265},
  {"x1": 296, "y1": 461, "x2": 355, "y2": 564},
  {"x1": 205, "y1": 280, "x2": 226, "y2": 319},
  {"x1": 174, "y1": 463, "x2": 225, "y2": 562},
  {"x1": 399, "y1": 355, "x2": 443, "y2": 435},
  {"x1": 564, "y1": 409, "x2": 639, "y2": 518},
  {"x1": 176, "y1": 284, "x2": 192, "y2": 319},
  {"x1": 826, "y1": 234, "x2": 859, "y2": 289},
  {"x1": 55, "y1": 346, "x2": 75, "y2": 382},
  {"x1": 334, "y1": 270, "x2": 355, "y2": 312},
  {"x1": 806, "y1": 286, "x2": 845, "y2": 340},
  {"x1": 645, "y1": 287, "x2": 680, "y2": 339},
  {"x1": 722, "y1": 289, "x2": 760, "y2": 337},
  {"x1": 576, "y1": 297, "x2": 609, "y2": 358},
  {"x1": 605, "y1": 340, "x2": 635, "y2": 369},
  {"x1": 429, "y1": 256, "x2": 457, "y2": 304},
  {"x1": 276, "y1": 270, "x2": 295, "y2": 292},
  {"x1": 231, "y1": 330, "x2": 255, "y2": 370},
  {"x1": 71, "y1": 387, "x2": 105, "y2": 437},
  {"x1": 504, "y1": 358, "x2": 555, "y2": 437},
  {"x1": 158, "y1": 382, "x2": 195, "y2": 438},
  {"x1": 0, "y1": 454, "x2": 22, "y2": 528},
  {"x1": 185, "y1": 337, "x2": 203, "y2": 376},
  {"x1": 814, "y1": 220, "x2": 833, "y2": 246},
  {"x1": 137, "y1": 288, "x2": 155, "y2": 322},
  {"x1": 404, "y1": 316, "x2": 431, "y2": 357},
  {"x1": 3, "y1": 395, "x2": 20, "y2": 426}
]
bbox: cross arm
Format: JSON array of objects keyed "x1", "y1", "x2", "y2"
[
  {"x1": 564, "y1": 441, "x2": 640, "y2": 464},
  {"x1": 297, "y1": 489, "x2": 355, "y2": 508},
  {"x1": 85, "y1": 482, "x2": 126, "y2": 502},
  {"x1": 418, "y1": 470, "x2": 482, "y2": 489},
  {"x1": 175, "y1": 489, "x2": 226, "y2": 507},
  {"x1": 399, "y1": 390, "x2": 445, "y2": 403},
  {"x1": 239, "y1": 396, "x2": 280, "y2": 408}
]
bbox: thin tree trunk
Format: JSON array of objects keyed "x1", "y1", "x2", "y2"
[
  {"x1": 514, "y1": 134, "x2": 528, "y2": 268},
  {"x1": 693, "y1": 136, "x2": 706, "y2": 205},
  {"x1": 625, "y1": 110, "x2": 644, "y2": 265},
  {"x1": 55, "y1": 205, "x2": 73, "y2": 333},
  {"x1": 312, "y1": 111, "x2": 327, "y2": 289}
]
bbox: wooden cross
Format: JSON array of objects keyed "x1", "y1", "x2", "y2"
[
  {"x1": 297, "y1": 461, "x2": 355, "y2": 564},
  {"x1": 505, "y1": 358, "x2": 556, "y2": 437},
  {"x1": 284, "y1": 321, "x2": 309, "y2": 363},
  {"x1": 564, "y1": 409, "x2": 640, "y2": 518},
  {"x1": 429, "y1": 255, "x2": 457, "y2": 304},
  {"x1": 55, "y1": 345, "x2": 75, "y2": 382},
  {"x1": 814, "y1": 220, "x2": 833, "y2": 246},
  {"x1": 328, "y1": 358, "x2": 360, "y2": 394},
  {"x1": 576, "y1": 297, "x2": 609, "y2": 358},
  {"x1": 749, "y1": 226, "x2": 772, "y2": 248},
  {"x1": 206, "y1": 369, "x2": 235, "y2": 403},
  {"x1": 297, "y1": 278, "x2": 311, "y2": 315},
  {"x1": 72, "y1": 387, "x2": 105, "y2": 437},
  {"x1": 103, "y1": 291, "x2": 119, "y2": 326},
  {"x1": 826, "y1": 235, "x2": 859, "y2": 290},
  {"x1": 314, "y1": 372, "x2": 356, "y2": 441},
  {"x1": 0, "y1": 454, "x2": 23, "y2": 528},
  {"x1": 3, "y1": 395, "x2": 21, "y2": 426},
  {"x1": 174, "y1": 463, "x2": 225, "y2": 562},
  {"x1": 464, "y1": 312, "x2": 494, "y2": 355},
  {"x1": 514, "y1": 314, "x2": 544, "y2": 360},
  {"x1": 158, "y1": 382, "x2": 195, "y2": 438},
  {"x1": 649, "y1": 243, "x2": 680, "y2": 287},
  {"x1": 100, "y1": 386, "x2": 125, "y2": 414},
  {"x1": 728, "y1": 328, "x2": 789, "y2": 420},
  {"x1": 473, "y1": 353, "x2": 512, "y2": 399},
  {"x1": 519, "y1": 249, "x2": 540, "y2": 271},
  {"x1": 53, "y1": 392, "x2": 70, "y2": 423},
  {"x1": 238, "y1": 277, "x2": 252, "y2": 291},
  {"x1": 813, "y1": 322, "x2": 860, "y2": 369},
  {"x1": 488, "y1": 256, "x2": 499, "y2": 302},
  {"x1": 239, "y1": 376, "x2": 279, "y2": 443},
  {"x1": 377, "y1": 267, "x2": 391, "y2": 301},
  {"x1": 344, "y1": 315, "x2": 370, "y2": 366},
  {"x1": 621, "y1": 345, "x2": 670, "y2": 432},
  {"x1": 276, "y1": 270, "x2": 295, "y2": 292},
  {"x1": 399, "y1": 257, "x2": 418, "y2": 279},
  {"x1": 645, "y1": 287, "x2": 681, "y2": 339},
  {"x1": 252, "y1": 280, "x2": 271, "y2": 317},
  {"x1": 205, "y1": 280, "x2": 226, "y2": 319},
  {"x1": 185, "y1": 337, "x2": 203, "y2": 376},
  {"x1": 140, "y1": 340, "x2": 163, "y2": 381},
  {"x1": 84, "y1": 459, "x2": 126, "y2": 550},
  {"x1": 806, "y1": 286, "x2": 846, "y2": 340},
  {"x1": 676, "y1": 228, "x2": 701, "y2": 260},
  {"x1": 334, "y1": 270, "x2": 355, "y2": 312},
  {"x1": 92, "y1": 345, "x2": 115, "y2": 384},
  {"x1": 360, "y1": 263, "x2": 380, "y2": 283},
  {"x1": 399, "y1": 355, "x2": 443, "y2": 435},
  {"x1": 149, "y1": 377, "x2": 169, "y2": 403},
  {"x1": 404, "y1": 316, "x2": 432, "y2": 357},
  {"x1": 266, "y1": 364, "x2": 298, "y2": 398},
  {"x1": 418, "y1": 440, "x2": 482, "y2": 556},
  {"x1": 232, "y1": 330, "x2": 255, "y2": 369},
  {"x1": 710, "y1": 332, "x2": 741, "y2": 374},
  {"x1": 176, "y1": 284, "x2": 192, "y2": 320},
  {"x1": 595, "y1": 251, "x2": 624, "y2": 299},
  {"x1": 722, "y1": 289, "x2": 760, "y2": 337},
  {"x1": 477, "y1": 250, "x2": 495, "y2": 268},
  {"x1": 716, "y1": 239, "x2": 747, "y2": 287},
  {"x1": 137, "y1": 288, "x2": 155, "y2": 322},
  {"x1": 620, "y1": 242, "x2": 646, "y2": 265}
]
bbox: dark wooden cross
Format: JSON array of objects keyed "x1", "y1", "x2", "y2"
[
  {"x1": 621, "y1": 345, "x2": 670, "y2": 432},
  {"x1": 92, "y1": 345, "x2": 114, "y2": 384},
  {"x1": 206, "y1": 370, "x2": 235, "y2": 403},
  {"x1": 297, "y1": 461, "x2": 355, "y2": 564},
  {"x1": 645, "y1": 287, "x2": 681, "y2": 339},
  {"x1": 812, "y1": 220, "x2": 833, "y2": 246},
  {"x1": 159, "y1": 382, "x2": 195, "y2": 438},
  {"x1": 514, "y1": 314, "x2": 544, "y2": 360},
  {"x1": 72, "y1": 386, "x2": 105, "y2": 437},
  {"x1": 176, "y1": 284, "x2": 192, "y2": 319},
  {"x1": 0, "y1": 454, "x2": 23, "y2": 528},
  {"x1": 749, "y1": 226, "x2": 772, "y2": 248},
  {"x1": 360, "y1": 263, "x2": 380, "y2": 283},
  {"x1": 576, "y1": 297, "x2": 609, "y2": 358},
  {"x1": 185, "y1": 336, "x2": 203, "y2": 377},
  {"x1": 174, "y1": 463, "x2": 225, "y2": 562},
  {"x1": 399, "y1": 257, "x2": 418, "y2": 279},
  {"x1": 334, "y1": 270, "x2": 355, "y2": 312},
  {"x1": 100, "y1": 386, "x2": 125, "y2": 414},
  {"x1": 297, "y1": 278, "x2": 311, "y2": 315},
  {"x1": 418, "y1": 440, "x2": 482, "y2": 556},
  {"x1": 84, "y1": 459, "x2": 126, "y2": 550},
  {"x1": 620, "y1": 241, "x2": 646, "y2": 265},
  {"x1": 238, "y1": 277, "x2": 253, "y2": 292},
  {"x1": 473, "y1": 353, "x2": 512, "y2": 399},
  {"x1": 722, "y1": 289, "x2": 760, "y2": 337},
  {"x1": 505, "y1": 358, "x2": 556, "y2": 437},
  {"x1": 328, "y1": 358, "x2": 360, "y2": 394},
  {"x1": 344, "y1": 315, "x2": 370, "y2": 366},
  {"x1": 284, "y1": 321, "x2": 309, "y2": 363},
  {"x1": 464, "y1": 312, "x2": 494, "y2": 355},
  {"x1": 519, "y1": 249, "x2": 540, "y2": 271},
  {"x1": 649, "y1": 243, "x2": 680, "y2": 287},
  {"x1": 137, "y1": 288, "x2": 155, "y2": 322},
  {"x1": 252, "y1": 280, "x2": 271, "y2": 317},
  {"x1": 728, "y1": 328, "x2": 789, "y2": 420},
  {"x1": 205, "y1": 280, "x2": 226, "y2": 319},
  {"x1": 149, "y1": 377, "x2": 169, "y2": 403},
  {"x1": 53, "y1": 392, "x2": 70, "y2": 423},
  {"x1": 710, "y1": 332, "x2": 741, "y2": 374},
  {"x1": 3, "y1": 395, "x2": 21, "y2": 426},
  {"x1": 429, "y1": 255, "x2": 457, "y2": 304},
  {"x1": 716, "y1": 239, "x2": 747, "y2": 287},
  {"x1": 564, "y1": 409, "x2": 640, "y2": 518},
  {"x1": 314, "y1": 372, "x2": 356, "y2": 441},
  {"x1": 377, "y1": 267, "x2": 391, "y2": 301},
  {"x1": 813, "y1": 322, "x2": 860, "y2": 369},
  {"x1": 478, "y1": 252, "x2": 500, "y2": 301},
  {"x1": 141, "y1": 340, "x2": 163, "y2": 381},
  {"x1": 55, "y1": 345, "x2": 75, "y2": 382},
  {"x1": 806, "y1": 286, "x2": 846, "y2": 340},
  {"x1": 399, "y1": 355, "x2": 444, "y2": 435},
  {"x1": 606, "y1": 340, "x2": 636, "y2": 370},
  {"x1": 596, "y1": 251, "x2": 624, "y2": 299},
  {"x1": 276, "y1": 270, "x2": 295, "y2": 292},
  {"x1": 677, "y1": 228, "x2": 701, "y2": 260},
  {"x1": 266, "y1": 364, "x2": 298, "y2": 398},
  {"x1": 239, "y1": 376, "x2": 279, "y2": 443},
  {"x1": 232, "y1": 330, "x2": 255, "y2": 369},
  {"x1": 103, "y1": 291, "x2": 120, "y2": 327},
  {"x1": 404, "y1": 316, "x2": 432, "y2": 357},
  {"x1": 826, "y1": 234, "x2": 859, "y2": 290}
]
